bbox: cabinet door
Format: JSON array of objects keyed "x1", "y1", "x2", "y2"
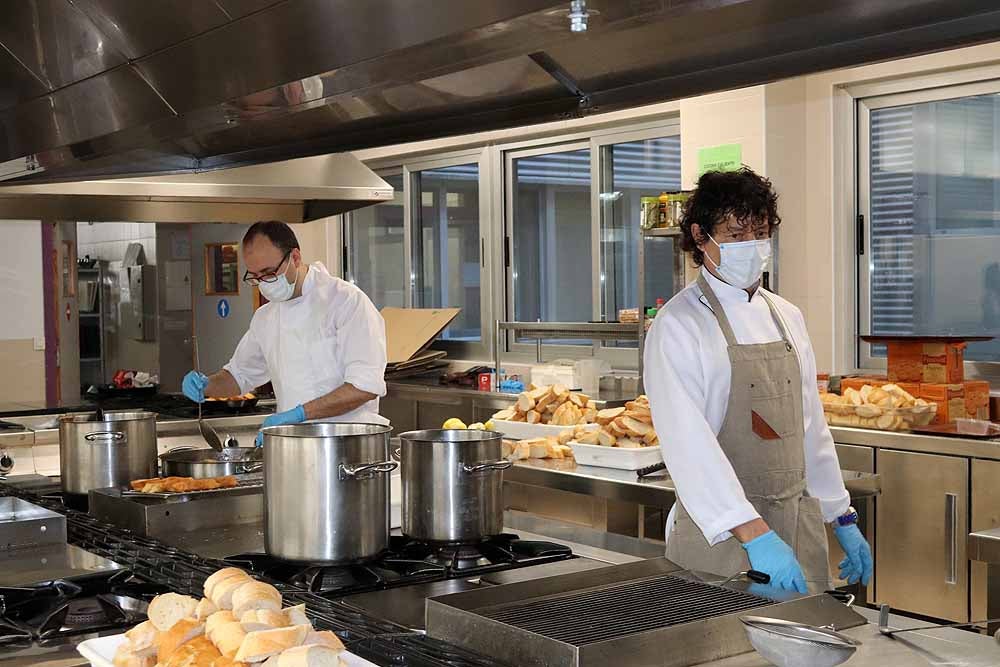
[
  {"x1": 875, "y1": 450, "x2": 968, "y2": 622},
  {"x1": 972, "y1": 459, "x2": 1000, "y2": 622}
]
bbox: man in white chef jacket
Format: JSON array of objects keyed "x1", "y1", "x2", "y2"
[
  {"x1": 643, "y1": 168, "x2": 872, "y2": 594},
  {"x1": 182, "y1": 221, "x2": 388, "y2": 439}
]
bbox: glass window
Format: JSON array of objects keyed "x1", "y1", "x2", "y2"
[
  {"x1": 348, "y1": 173, "x2": 405, "y2": 308},
  {"x1": 412, "y1": 163, "x2": 481, "y2": 341},
  {"x1": 511, "y1": 149, "x2": 593, "y2": 340},
  {"x1": 865, "y1": 93, "x2": 1000, "y2": 362},
  {"x1": 204, "y1": 243, "x2": 239, "y2": 295},
  {"x1": 599, "y1": 136, "x2": 682, "y2": 322}
]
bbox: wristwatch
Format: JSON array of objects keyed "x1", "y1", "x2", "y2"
[{"x1": 834, "y1": 506, "x2": 859, "y2": 527}]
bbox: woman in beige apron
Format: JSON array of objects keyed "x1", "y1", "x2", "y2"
[{"x1": 664, "y1": 273, "x2": 830, "y2": 593}]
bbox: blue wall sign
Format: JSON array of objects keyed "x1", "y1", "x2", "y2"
[{"x1": 217, "y1": 298, "x2": 230, "y2": 318}]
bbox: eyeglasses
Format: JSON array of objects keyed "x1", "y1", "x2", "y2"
[{"x1": 243, "y1": 249, "x2": 291, "y2": 286}]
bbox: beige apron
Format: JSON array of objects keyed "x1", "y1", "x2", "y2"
[{"x1": 665, "y1": 274, "x2": 830, "y2": 592}]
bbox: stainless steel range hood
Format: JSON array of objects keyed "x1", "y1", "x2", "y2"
[
  {"x1": 0, "y1": 153, "x2": 392, "y2": 223},
  {"x1": 2, "y1": 0, "x2": 1000, "y2": 187}
]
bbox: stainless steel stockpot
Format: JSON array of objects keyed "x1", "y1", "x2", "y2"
[
  {"x1": 262, "y1": 422, "x2": 396, "y2": 563},
  {"x1": 397, "y1": 429, "x2": 512, "y2": 543},
  {"x1": 59, "y1": 411, "x2": 158, "y2": 495}
]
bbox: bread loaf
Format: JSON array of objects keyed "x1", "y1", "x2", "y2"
[
  {"x1": 231, "y1": 581, "x2": 282, "y2": 618},
  {"x1": 147, "y1": 593, "x2": 199, "y2": 632},
  {"x1": 123, "y1": 620, "x2": 157, "y2": 657},
  {"x1": 112, "y1": 640, "x2": 155, "y2": 667},
  {"x1": 159, "y1": 636, "x2": 220, "y2": 667},
  {"x1": 204, "y1": 567, "x2": 247, "y2": 598},
  {"x1": 276, "y1": 644, "x2": 343, "y2": 667},
  {"x1": 156, "y1": 618, "x2": 205, "y2": 663},
  {"x1": 234, "y1": 624, "x2": 310, "y2": 663}
]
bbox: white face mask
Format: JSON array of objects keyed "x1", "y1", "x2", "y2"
[
  {"x1": 705, "y1": 234, "x2": 772, "y2": 289},
  {"x1": 258, "y1": 262, "x2": 298, "y2": 302}
]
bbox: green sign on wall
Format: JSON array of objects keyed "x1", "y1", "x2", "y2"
[{"x1": 697, "y1": 143, "x2": 742, "y2": 176}]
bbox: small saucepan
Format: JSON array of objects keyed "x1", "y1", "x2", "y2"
[{"x1": 160, "y1": 446, "x2": 263, "y2": 478}]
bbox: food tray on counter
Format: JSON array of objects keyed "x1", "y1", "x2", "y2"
[
  {"x1": 121, "y1": 474, "x2": 264, "y2": 500},
  {"x1": 568, "y1": 441, "x2": 663, "y2": 470},
  {"x1": 78, "y1": 633, "x2": 379, "y2": 667},
  {"x1": 491, "y1": 419, "x2": 599, "y2": 441},
  {"x1": 822, "y1": 402, "x2": 937, "y2": 431}
]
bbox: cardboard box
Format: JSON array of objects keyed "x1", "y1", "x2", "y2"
[
  {"x1": 918, "y1": 383, "x2": 965, "y2": 424},
  {"x1": 380, "y1": 307, "x2": 461, "y2": 364},
  {"x1": 964, "y1": 380, "x2": 991, "y2": 420},
  {"x1": 886, "y1": 341, "x2": 967, "y2": 384},
  {"x1": 921, "y1": 342, "x2": 966, "y2": 384}
]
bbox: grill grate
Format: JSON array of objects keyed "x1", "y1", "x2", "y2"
[{"x1": 478, "y1": 574, "x2": 772, "y2": 646}]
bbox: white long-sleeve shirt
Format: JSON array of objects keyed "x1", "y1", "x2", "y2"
[
  {"x1": 643, "y1": 268, "x2": 850, "y2": 546},
  {"x1": 224, "y1": 262, "x2": 388, "y2": 424}
]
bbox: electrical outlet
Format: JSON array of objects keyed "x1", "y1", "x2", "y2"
[{"x1": 32, "y1": 337, "x2": 45, "y2": 351}]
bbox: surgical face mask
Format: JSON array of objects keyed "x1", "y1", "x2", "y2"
[
  {"x1": 258, "y1": 262, "x2": 298, "y2": 302},
  {"x1": 704, "y1": 233, "x2": 772, "y2": 289}
]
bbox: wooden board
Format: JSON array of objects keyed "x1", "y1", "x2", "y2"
[{"x1": 381, "y1": 307, "x2": 460, "y2": 363}]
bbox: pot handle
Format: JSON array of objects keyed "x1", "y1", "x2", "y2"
[
  {"x1": 462, "y1": 459, "x2": 513, "y2": 474},
  {"x1": 237, "y1": 462, "x2": 264, "y2": 474},
  {"x1": 339, "y1": 460, "x2": 398, "y2": 480},
  {"x1": 84, "y1": 431, "x2": 126, "y2": 443},
  {"x1": 163, "y1": 445, "x2": 197, "y2": 455}
]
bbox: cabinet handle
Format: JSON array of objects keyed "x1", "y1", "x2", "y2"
[{"x1": 945, "y1": 492, "x2": 958, "y2": 585}]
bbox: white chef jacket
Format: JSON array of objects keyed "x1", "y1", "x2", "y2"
[
  {"x1": 224, "y1": 262, "x2": 388, "y2": 425},
  {"x1": 643, "y1": 268, "x2": 850, "y2": 546}
]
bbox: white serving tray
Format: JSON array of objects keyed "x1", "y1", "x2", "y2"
[
  {"x1": 491, "y1": 420, "x2": 599, "y2": 441},
  {"x1": 78, "y1": 633, "x2": 378, "y2": 667},
  {"x1": 568, "y1": 441, "x2": 663, "y2": 470}
]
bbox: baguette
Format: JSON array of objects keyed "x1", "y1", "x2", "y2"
[
  {"x1": 526, "y1": 386, "x2": 551, "y2": 401},
  {"x1": 524, "y1": 438, "x2": 549, "y2": 459},
  {"x1": 277, "y1": 644, "x2": 344, "y2": 667},
  {"x1": 303, "y1": 630, "x2": 345, "y2": 651},
  {"x1": 617, "y1": 439, "x2": 644, "y2": 449},
  {"x1": 124, "y1": 620, "x2": 157, "y2": 657},
  {"x1": 595, "y1": 407, "x2": 625, "y2": 424},
  {"x1": 597, "y1": 430, "x2": 617, "y2": 447},
  {"x1": 147, "y1": 592, "x2": 199, "y2": 632},
  {"x1": 211, "y1": 574, "x2": 254, "y2": 611},
  {"x1": 568, "y1": 393, "x2": 585, "y2": 408},
  {"x1": 241, "y1": 609, "x2": 290, "y2": 632},
  {"x1": 575, "y1": 430, "x2": 600, "y2": 446},
  {"x1": 513, "y1": 442, "x2": 530, "y2": 460},
  {"x1": 516, "y1": 393, "x2": 535, "y2": 412},
  {"x1": 206, "y1": 610, "x2": 237, "y2": 642},
  {"x1": 235, "y1": 624, "x2": 310, "y2": 663},
  {"x1": 621, "y1": 416, "x2": 652, "y2": 437},
  {"x1": 158, "y1": 636, "x2": 221, "y2": 667},
  {"x1": 231, "y1": 581, "x2": 282, "y2": 618},
  {"x1": 544, "y1": 442, "x2": 564, "y2": 459},
  {"x1": 642, "y1": 430, "x2": 659, "y2": 446},
  {"x1": 156, "y1": 618, "x2": 205, "y2": 663},
  {"x1": 213, "y1": 620, "x2": 248, "y2": 659},
  {"x1": 535, "y1": 389, "x2": 557, "y2": 412},
  {"x1": 284, "y1": 604, "x2": 311, "y2": 627},
  {"x1": 526, "y1": 410, "x2": 541, "y2": 424},
  {"x1": 556, "y1": 429, "x2": 574, "y2": 446},
  {"x1": 112, "y1": 646, "x2": 154, "y2": 667},
  {"x1": 196, "y1": 597, "x2": 219, "y2": 621},
  {"x1": 492, "y1": 408, "x2": 516, "y2": 421},
  {"x1": 552, "y1": 384, "x2": 569, "y2": 399}
]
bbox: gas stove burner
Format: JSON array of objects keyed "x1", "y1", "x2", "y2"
[{"x1": 225, "y1": 534, "x2": 574, "y2": 597}]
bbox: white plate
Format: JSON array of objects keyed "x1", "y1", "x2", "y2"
[
  {"x1": 491, "y1": 420, "x2": 599, "y2": 441},
  {"x1": 568, "y1": 441, "x2": 663, "y2": 470},
  {"x1": 77, "y1": 632, "x2": 378, "y2": 667}
]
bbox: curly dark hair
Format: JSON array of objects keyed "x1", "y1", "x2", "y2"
[{"x1": 680, "y1": 167, "x2": 781, "y2": 267}]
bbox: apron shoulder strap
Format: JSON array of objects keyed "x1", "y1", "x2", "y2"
[
  {"x1": 757, "y1": 290, "x2": 795, "y2": 349},
  {"x1": 696, "y1": 273, "x2": 739, "y2": 346}
]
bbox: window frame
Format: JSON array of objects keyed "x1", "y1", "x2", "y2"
[
  {"x1": 857, "y1": 79, "x2": 1000, "y2": 376},
  {"x1": 342, "y1": 167, "x2": 404, "y2": 307}
]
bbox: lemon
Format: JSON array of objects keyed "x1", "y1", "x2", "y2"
[
  {"x1": 468, "y1": 422, "x2": 486, "y2": 430},
  {"x1": 443, "y1": 418, "x2": 467, "y2": 430},
  {"x1": 484, "y1": 420, "x2": 495, "y2": 431}
]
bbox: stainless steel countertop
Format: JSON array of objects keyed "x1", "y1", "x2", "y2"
[
  {"x1": 507, "y1": 458, "x2": 881, "y2": 507},
  {"x1": 969, "y1": 527, "x2": 1000, "y2": 564}
]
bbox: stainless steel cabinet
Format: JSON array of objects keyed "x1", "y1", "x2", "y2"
[
  {"x1": 828, "y1": 444, "x2": 875, "y2": 602},
  {"x1": 972, "y1": 459, "x2": 1000, "y2": 622},
  {"x1": 875, "y1": 449, "x2": 969, "y2": 622}
]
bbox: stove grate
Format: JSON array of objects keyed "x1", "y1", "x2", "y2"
[{"x1": 477, "y1": 573, "x2": 772, "y2": 646}]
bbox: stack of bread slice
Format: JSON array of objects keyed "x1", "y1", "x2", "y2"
[
  {"x1": 113, "y1": 567, "x2": 345, "y2": 667},
  {"x1": 491, "y1": 385, "x2": 598, "y2": 426},
  {"x1": 501, "y1": 438, "x2": 573, "y2": 460},
  {"x1": 560, "y1": 396, "x2": 659, "y2": 449}
]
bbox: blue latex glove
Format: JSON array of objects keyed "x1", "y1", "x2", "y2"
[
  {"x1": 834, "y1": 523, "x2": 873, "y2": 586},
  {"x1": 742, "y1": 530, "x2": 808, "y2": 594},
  {"x1": 255, "y1": 405, "x2": 307, "y2": 446},
  {"x1": 181, "y1": 371, "x2": 209, "y2": 403}
]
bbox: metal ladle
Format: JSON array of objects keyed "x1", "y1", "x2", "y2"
[{"x1": 192, "y1": 336, "x2": 224, "y2": 452}]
